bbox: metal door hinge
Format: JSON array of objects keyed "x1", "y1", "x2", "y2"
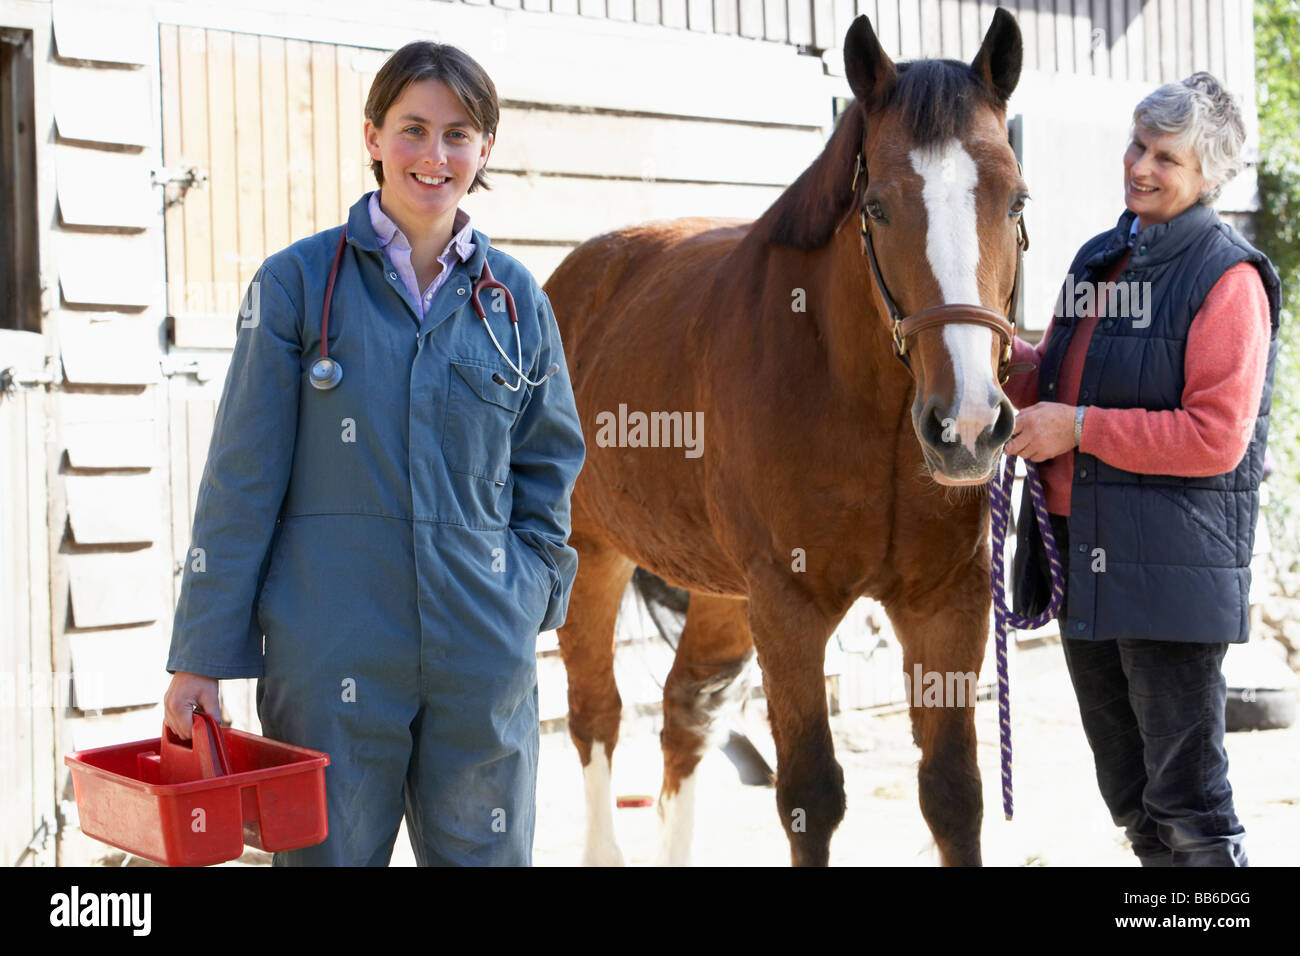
[
  {"x1": 0, "y1": 356, "x2": 61, "y2": 396},
  {"x1": 152, "y1": 164, "x2": 209, "y2": 209},
  {"x1": 160, "y1": 355, "x2": 214, "y2": 383},
  {"x1": 12, "y1": 813, "x2": 56, "y2": 866}
]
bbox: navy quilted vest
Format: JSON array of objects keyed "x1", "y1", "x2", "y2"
[{"x1": 1028, "y1": 202, "x2": 1281, "y2": 644}]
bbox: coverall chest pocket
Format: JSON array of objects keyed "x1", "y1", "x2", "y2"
[{"x1": 442, "y1": 358, "x2": 528, "y2": 483}]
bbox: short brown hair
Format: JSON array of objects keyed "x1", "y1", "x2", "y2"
[{"x1": 364, "y1": 42, "x2": 499, "y2": 193}]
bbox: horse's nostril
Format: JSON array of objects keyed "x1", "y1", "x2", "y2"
[
  {"x1": 989, "y1": 397, "x2": 1015, "y2": 446},
  {"x1": 918, "y1": 398, "x2": 949, "y2": 449}
]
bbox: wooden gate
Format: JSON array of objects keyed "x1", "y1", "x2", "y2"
[{"x1": 158, "y1": 25, "x2": 380, "y2": 731}]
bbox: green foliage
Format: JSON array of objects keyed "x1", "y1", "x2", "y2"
[{"x1": 1256, "y1": 0, "x2": 1300, "y2": 567}]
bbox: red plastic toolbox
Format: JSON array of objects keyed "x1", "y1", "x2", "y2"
[{"x1": 65, "y1": 712, "x2": 329, "y2": 866}]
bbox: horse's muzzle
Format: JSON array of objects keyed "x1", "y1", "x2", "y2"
[{"x1": 914, "y1": 391, "x2": 1016, "y2": 484}]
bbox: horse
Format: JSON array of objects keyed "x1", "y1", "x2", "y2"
[{"x1": 543, "y1": 10, "x2": 1027, "y2": 866}]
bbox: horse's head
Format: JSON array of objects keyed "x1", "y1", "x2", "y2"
[{"x1": 845, "y1": 11, "x2": 1027, "y2": 486}]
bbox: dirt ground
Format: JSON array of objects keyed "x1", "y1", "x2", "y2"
[
  {"x1": 79, "y1": 637, "x2": 1297, "y2": 868},
  {"x1": 534, "y1": 637, "x2": 1300, "y2": 867},
  {"x1": 417, "y1": 637, "x2": 1298, "y2": 866}
]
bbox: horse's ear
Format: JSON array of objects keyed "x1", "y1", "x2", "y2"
[
  {"x1": 970, "y1": 7, "x2": 1023, "y2": 103},
  {"x1": 844, "y1": 16, "x2": 897, "y2": 109}
]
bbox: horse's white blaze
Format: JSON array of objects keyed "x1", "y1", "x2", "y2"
[
  {"x1": 654, "y1": 773, "x2": 697, "y2": 866},
  {"x1": 910, "y1": 140, "x2": 1000, "y2": 456},
  {"x1": 581, "y1": 741, "x2": 625, "y2": 866}
]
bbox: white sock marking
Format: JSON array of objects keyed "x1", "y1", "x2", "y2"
[
  {"x1": 654, "y1": 772, "x2": 698, "y2": 866},
  {"x1": 582, "y1": 741, "x2": 625, "y2": 866}
]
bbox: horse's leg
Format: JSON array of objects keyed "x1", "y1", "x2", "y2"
[
  {"x1": 884, "y1": 573, "x2": 987, "y2": 866},
  {"x1": 655, "y1": 593, "x2": 753, "y2": 866},
  {"x1": 748, "y1": 579, "x2": 845, "y2": 866},
  {"x1": 556, "y1": 531, "x2": 635, "y2": 866}
]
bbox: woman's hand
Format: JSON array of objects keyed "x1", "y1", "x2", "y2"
[
  {"x1": 163, "y1": 672, "x2": 221, "y2": 740},
  {"x1": 1005, "y1": 402, "x2": 1079, "y2": 462}
]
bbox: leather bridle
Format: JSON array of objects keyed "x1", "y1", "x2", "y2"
[{"x1": 849, "y1": 151, "x2": 1029, "y2": 385}]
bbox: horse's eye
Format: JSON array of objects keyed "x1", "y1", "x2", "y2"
[
  {"x1": 1009, "y1": 196, "x2": 1028, "y2": 217},
  {"x1": 865, "y1": 200, "x2": 888, "y2": 223}
]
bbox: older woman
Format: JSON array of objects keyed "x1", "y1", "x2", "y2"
[{"x1": 1004, "y1": 72, "x2": 1281, "y2": 867}]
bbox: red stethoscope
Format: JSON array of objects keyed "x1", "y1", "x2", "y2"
[{"x1": 309, "y1": 228, "x2": 559, "y2": 392}]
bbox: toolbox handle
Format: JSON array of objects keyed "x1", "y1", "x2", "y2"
[{"x1": 160, "y1": 710, "x2": 231, "y2": 783}]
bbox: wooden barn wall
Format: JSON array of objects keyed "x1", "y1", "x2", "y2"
[
  {"x1": 0, "y1": 331, "x2": 57, "y2": 867},
  {"x1": 377, "y1": 0, "x2": 1257, "y2": 92},
  {"x1": 0, "y1": 0, "x2": 177, "y2": 865},
  {"x1": 151, "y1": 0, "x2": 1262, "y2": 344},
  {"x1": 157, "y1": 22, "x2": 826, "y2": 343}
]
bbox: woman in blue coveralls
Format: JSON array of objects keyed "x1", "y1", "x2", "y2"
[{"x1": 161, "y1": 42, "x2": 586, "y2": 866}]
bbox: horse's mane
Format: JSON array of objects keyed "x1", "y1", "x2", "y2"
[{"x1": 754, "y1": 59, "x2": 999, "y2": 250}]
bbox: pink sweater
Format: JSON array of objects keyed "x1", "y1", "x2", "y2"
[{"x1": 1003, "y1": 258, "x2": 1271, "y2": 517}]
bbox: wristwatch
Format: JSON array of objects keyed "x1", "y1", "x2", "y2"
[{"x1": 1074, "y1": 405, "x2": 1087, "y2": 447}]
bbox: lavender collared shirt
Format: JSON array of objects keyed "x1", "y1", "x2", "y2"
[{"x1": 368, "y1": 190, "x2": 476, "y2": 316}]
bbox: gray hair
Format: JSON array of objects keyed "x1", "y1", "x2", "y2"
[{"x1": 1132, "y1": 72, "x2": 1246, "y2": 204}]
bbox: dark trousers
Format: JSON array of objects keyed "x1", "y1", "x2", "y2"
[{"x1": 1048, "y1": 513, "x2": 1248, "y2": 867}]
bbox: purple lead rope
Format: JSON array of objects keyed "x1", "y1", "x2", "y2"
[{"x1": 988, "y1": 454, "x2": 1065, "y2": 820}]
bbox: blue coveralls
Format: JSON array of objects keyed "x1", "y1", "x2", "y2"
[{"x1": 166, "y1": 192, "x2": 586, "y2": 866}]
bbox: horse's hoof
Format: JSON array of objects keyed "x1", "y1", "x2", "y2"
[
  {"x1": 582, "y1": 843, "x2": 626, "y2": 867},
  {"x1": 653, "y1": 844, "x2": 692, "y2": 867}
]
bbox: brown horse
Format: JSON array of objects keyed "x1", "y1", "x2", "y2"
[{"x1": 545, "y1": 11, "x2": 1027, "y2": 866}]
